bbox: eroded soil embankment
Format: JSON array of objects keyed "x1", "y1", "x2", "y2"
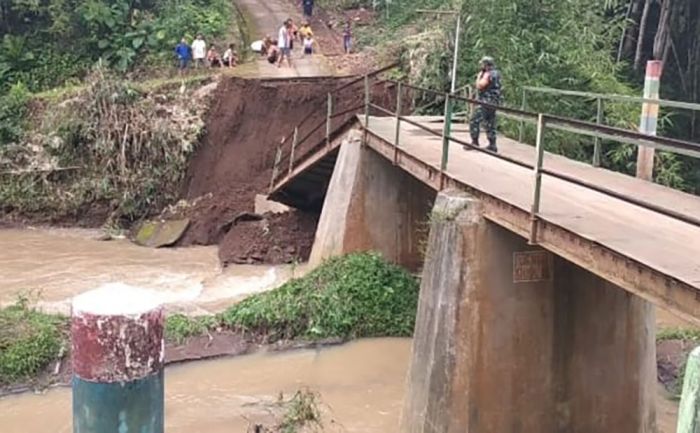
[{"x1": 177, "y1": 76, "x2": 346, "y2": 265}]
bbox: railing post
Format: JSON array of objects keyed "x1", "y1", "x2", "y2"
[
  {"x1": 593, "y1": 97, "x2": 603, "y2": 167},
  {"x1": 636, "y1": 60, "x2": 662, "y2": 181},
  {"x1": 677, "y1": 346, "x2": 700, "y2": 433},
  {"x1": 326, "y1": 92, "x2": 333, "y2": 147},
  {"x1": 288, "y1": 127, "x2": 298, "y2": 174},
  {"x1": 393, "y1": 82, "x2": 403, "y2": 165},
  {"x1": 269, "y1": 143, "x2": 282, "y2": 192},
  {"x1": 529, "y1": 113, "x2": 546, "y2": 245},
  {"x1": 441, "y1": 93, "x2": 453, "y2": 173},
  {"x1": 363, "y1": 74, "x2": 371, "y2": 144},
  {"x1": 519, "y1": 87, "x2": 527, "y2": 143}
]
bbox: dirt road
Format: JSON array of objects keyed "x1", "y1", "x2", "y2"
[{"x1": 233, "y1": 0, "x2": 337, "y2": 78}]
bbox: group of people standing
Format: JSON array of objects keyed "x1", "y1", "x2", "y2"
[
  {"x1": 252, "y1": 18, "x2": 316, "y2": 68},
  {"x1": 251, "y1": 18, "x2": 353, "y2": 68},
  {"x1": 174, "y1": 34, "x2": 238, "y2": 74}
]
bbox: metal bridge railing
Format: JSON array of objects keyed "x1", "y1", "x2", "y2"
[
  {"x1": 270, "y1": 70, "x2": 700, "y2": 244},
  {"x1": 268, "y1": 63, "x2": 398, "y2": 192},
  {"x1": 519, "y1": 85, "x2": 700, "y2": 167}
]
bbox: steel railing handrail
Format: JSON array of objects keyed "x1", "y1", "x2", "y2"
[
  {"x1": 374, "y1": 86, "x2": 700, "y2": 239},
  {"x1": 523, "y1": 85, "x2": 700, "y2": 112},
  {"x1": 276, "y1": 64, "x2": 399, "y2": 149},
  {"x1": 269, "y1": 64, "x2": 400, "y2": 188},
  {"x1": 333, "y1": 63, "x2": 399, "y2": 93},
  {"x1": 271, "y1": 74, "x2": 700, "y2": 240},
  {"x1": 275, "y1": 76, "x2": 700, "y2": 179},
  {"x1": 445, "y1": 94, "x2": 700, "y2": 158},
  {"x1": 365, "y1": 103, "x2": 700, "y2": 234}
]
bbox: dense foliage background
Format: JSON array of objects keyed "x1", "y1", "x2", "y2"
[
  {"x1": 335, "y1": 0, "x2": 700, "y2": 192},
  {"x1": 0, "y1": 0, "x2": 232, "y2": 93}
]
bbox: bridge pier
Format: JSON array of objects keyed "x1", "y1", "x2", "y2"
[
  {"x1": 402, "y1": 190, "x2": 656, "y2": 433},
  {"x1": 309, "y1": 129, "x2": 435, "y2": 271}
]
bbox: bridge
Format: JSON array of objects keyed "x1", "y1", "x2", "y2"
[{"x1": 268, "y1": 67, "x2": 700, "y2": 433}]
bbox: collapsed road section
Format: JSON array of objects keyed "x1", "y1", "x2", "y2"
[{"x1": 172, "y1": 76, "x2": 354, "y2": 265}]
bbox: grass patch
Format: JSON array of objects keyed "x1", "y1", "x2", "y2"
[
  {"x1": 657, "y1": 328, "x2": 700, "y2": 342},
  {"x1": 124, "y1": 253, "x2": 420, "y2": 347},
  {"x1": 165, "y1": 314, "x2": 217, "y2": 344},
  {"x1": 219, "y1": 252, "x2": 419, "y2": 342},
  {"x1": 0, "y1": 302, "x2": 67, "y2": 384}
]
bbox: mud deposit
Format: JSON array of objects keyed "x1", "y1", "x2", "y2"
[
  {"x1": 219, "y1": 210, "x2": 319, "y2": 265},
  {"x1": 177, "y1": 77, "x2": 341, "y2": 265}
]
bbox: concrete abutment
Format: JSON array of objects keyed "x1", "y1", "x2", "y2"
[
  {"x1": 309, "y1": 129, "x2": 436, "y2": 271},
  {"x1": 402, "y1": 189, "x2": 656, "y2": 433}
]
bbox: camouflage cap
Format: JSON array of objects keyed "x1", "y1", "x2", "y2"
[{"x1": 479, "y1": 56, "x2": 495, "y2": 66}]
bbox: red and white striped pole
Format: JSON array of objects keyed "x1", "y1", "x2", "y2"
[
  {"x1": 636, "y1": 60, "x2": 662, "y2": 181},
  {"x1": 71, "y1": 283, "x2": 164, "y2": 433}
]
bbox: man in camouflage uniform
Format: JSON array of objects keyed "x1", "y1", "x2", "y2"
[{"x1": 469, "y1": 56, "x2": 502, "y2": 152}]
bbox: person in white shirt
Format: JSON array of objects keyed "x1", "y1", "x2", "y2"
[
  {"x1": 303, "y1": 36, "x2": 315, "y2": 55},
  {"x1": 191, "y1": 34, "x2": 207, "y2": 68},
  {"x1": 222, "y1": 43, "x2": 238, "y2": 68},
  {"x1": 277, "y1": 20, "x2": 293, "y2": 68}
]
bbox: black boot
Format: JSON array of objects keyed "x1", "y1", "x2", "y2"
[
  {"x1": 464, "y1": 136, "x2": 479, "y2": 151},
  {"x1": 486, "y1": 139, "x2": 498, "y2": 153}
]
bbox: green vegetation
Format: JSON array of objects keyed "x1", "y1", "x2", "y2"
[
  {"x1": 165, "y1": 314, "x2": 216, "y2": 344},
  {"x1": 161, "y1": 253, "x2": 420, "y2": 344},
  {"x1": 0, "y1": 67, "x2": 211, "y2": 223},
  {"x1": 219, "y1": 252, "x2": 419, "y2": 342},
  {"x1": 337, "y1": 0, "x2": 699, "y2": 193},
  {"x1": 0, "y1": 0, "x2": 245, "y2": 224},
  {"x1": 0, "y1": 301, "x2": 67, "y2": 384},
  {"x1": 657, "y1": 328, "x2": 700, "y2": 342},
  {"x1": 0, "y1": 83, "x2": 30, "y2": 145},
  {"x1": 657, "y1": 327, "x2": 700, "y2": 398},
  {"x1": 0, "y1": 0, "x2": 233, "y2": 95}
]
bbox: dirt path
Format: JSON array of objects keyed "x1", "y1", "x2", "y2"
[{"x1": 233, "y1": 0, "x2": 337, "y2": 78}]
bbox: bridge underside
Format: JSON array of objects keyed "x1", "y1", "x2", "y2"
[{"x1": 269, "y1": 147, "x2": 339, "y2": 212}]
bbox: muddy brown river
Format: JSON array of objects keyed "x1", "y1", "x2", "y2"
[
  {"x1": 0, "y1": 228, "x2": 302, "y2": 315},
  {"x1": 0, "y1": 228, "x2": 684, "y2": 432},
  {"x1": 0, "y1": 339, "x2": 410, "y2": 433},
  {"x1": 0, "y1": 338, "x2": 681, "y2": 433}
]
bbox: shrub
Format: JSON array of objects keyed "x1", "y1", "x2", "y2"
[
  {"x1": 219, "y1": 252, "x2": 420, "y2": 341},
  {"x1": 0, "y1": 303, "x2": 66, "y2": 384},
  {"x1": 0, "y1": 83, "x2": 30, "y2": 146}
]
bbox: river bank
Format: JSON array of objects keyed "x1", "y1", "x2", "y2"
[
  {"x1": 0, "y1": 316, "x2": 345, "y2": 398},
  {"x1": 0, "y1": 244, "x2": 419, "y2": 396}
]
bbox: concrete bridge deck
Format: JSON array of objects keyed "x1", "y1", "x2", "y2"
[{"x1": 271, "y1": 114, "x2": 700, "y2": 325}]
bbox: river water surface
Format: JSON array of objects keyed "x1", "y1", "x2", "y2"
[
  {"x1": 0, "y1": 228, "x2": 684, "y2": 432},
  {"x1": 0, "y1": 227, "x2": 301, "y2": 315},
  {"x1": 0, "y1": 339, "x2": 411, "y2": 433}
]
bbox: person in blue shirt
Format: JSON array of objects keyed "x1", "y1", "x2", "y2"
[{"x1": 174, "y1": 37, "x2": 192, "y2": 75}]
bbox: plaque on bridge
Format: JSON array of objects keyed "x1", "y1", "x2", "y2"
[{"x1": 513, "y1": 251, "x2": 553, "y2": 283}]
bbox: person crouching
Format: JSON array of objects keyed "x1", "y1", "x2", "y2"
[
  {"x1": 207, "y1": 44, "x2": 222, "y2": 68},
  {"x1": 223, "y1": 43, "x2": 238, "y2": 67}
]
